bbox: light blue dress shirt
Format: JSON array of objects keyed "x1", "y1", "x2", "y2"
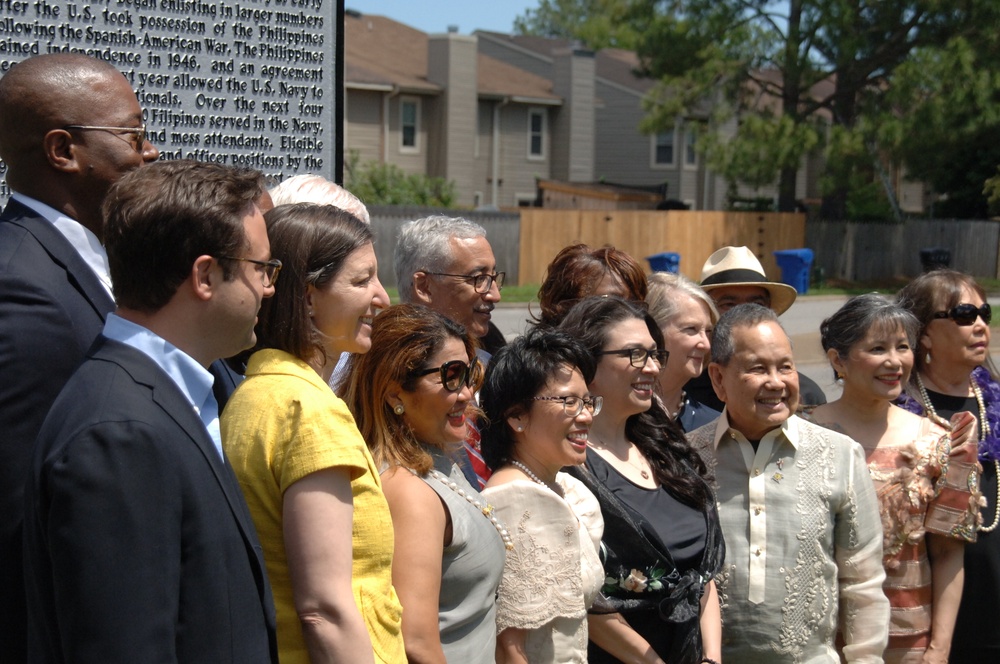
[{"x1": 102, "y1": 313, "x2": 223, "y2": 460}]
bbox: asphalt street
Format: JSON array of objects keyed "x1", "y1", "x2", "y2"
[{"x1": 489, "y1": 295, "x2": 1000, "y2": 402}]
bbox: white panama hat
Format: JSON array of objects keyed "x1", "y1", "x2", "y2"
[{"x1": 699, "y1": 246, "x2": 798, "y2": 315}]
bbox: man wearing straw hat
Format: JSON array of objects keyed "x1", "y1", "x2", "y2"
[{"x1": 687, "y1": 245, "x2": 828, "y2": 410}]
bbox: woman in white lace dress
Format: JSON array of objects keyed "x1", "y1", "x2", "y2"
[{"x1": 480, "y1": 327, "x2": 606, "y2": 663}]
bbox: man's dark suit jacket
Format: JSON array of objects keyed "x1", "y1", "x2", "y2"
[
  {"x1": 0, "y1": 199, "x2": 115, "y2": 661},
  {"x1": 23, "y1": 337, "x2": 278, "y2": 663},
  {"x1": 0, "y1": 199, "x2": 243, "y2": 662}
]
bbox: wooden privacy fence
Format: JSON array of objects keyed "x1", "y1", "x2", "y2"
[
  {"x1": 518, "y1": 209, "x2": 807, "y2": 285},
  {"x1": 807, "y1": 219, "x2": 1000, "y2": 281}
]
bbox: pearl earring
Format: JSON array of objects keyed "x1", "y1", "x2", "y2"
[
  {"x1": 516, "y1": 425, "x2": 524, "y2": 432},
  {"x1": 394, "y1": 404, "x2": 405, "y2": 415},
  {"x1": 926, "y1": 352, "x2": 931, "y2": 365}
]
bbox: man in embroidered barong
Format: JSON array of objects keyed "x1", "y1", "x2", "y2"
[{"x1": 688, "y1": 304, "x2": 890, "y2": 663}]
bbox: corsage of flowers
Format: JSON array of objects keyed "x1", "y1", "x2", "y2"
[{"x1": 602, "y1": 563, "x2": 669, "y2": 595}]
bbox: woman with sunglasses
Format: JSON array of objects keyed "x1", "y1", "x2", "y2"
[
  {"x1": 220, "y1": 204, "x2": 402, "y2": 663},
  {"x1": 806, "y1": 293, "x2": 980, "y2": 663},
  {"x1": 478, "y1": 327, "x2": 606, "y2": 663},
  {"x1": 559, "y1": 297, "x2": 725, "y2": 664},
  {"x1": 895, "y1": 269, "x2": 1000, "y2": 663},
  {"x1": 341, "y1": 304, "x2": 508, "y2": 664}
]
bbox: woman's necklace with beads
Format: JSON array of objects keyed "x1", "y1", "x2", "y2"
[
  {"x1": 916, "y1": 373, "x2": 1000, "y2": 533},
  {"x1": 428, "y1": 469, "x2": 515, "y2": 550},
  {"x1": 510, "y1": 459, "x2": 560, "y2": 494}
]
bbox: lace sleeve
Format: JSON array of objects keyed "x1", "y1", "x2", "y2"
[
  {"x1": 482, "y1": 481, "x2": 588, "y2": 632},
  {"x1": 926, "y1": 432, "x2": 982, "y2": 542}
]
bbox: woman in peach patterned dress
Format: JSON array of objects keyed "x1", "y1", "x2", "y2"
[{"x1": 807, "y1": 294, "x2": 981, "y2": 663}]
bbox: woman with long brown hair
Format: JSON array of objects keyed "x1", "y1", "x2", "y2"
[
  {"x1": 341, "y1": 304, "x2": 508, "y2": 664},
  {"x1": 221, "y1": 204, "x2": 402, "y2": 664},
  {"x1": 559, "y1": 297, "x2": 724, "y2": 664}
]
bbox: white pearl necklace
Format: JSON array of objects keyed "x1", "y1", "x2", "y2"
[
  {"x1": 509, "y1": 459, "x2": 560, "y2": 494},
  {"x1": 428, "y1": 469, "x2": 514, "y2": 550},
  {"x1": 916, "y1": 373, "x2": 1000, "y2": 533}
]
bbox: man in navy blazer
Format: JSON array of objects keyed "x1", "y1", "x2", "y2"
[
  {"x1": 0, "y1": 53, "x2": 160, "y2": 661},
  {"x1": 23, "y1": 160, "x2": 280, "y2": 662}
]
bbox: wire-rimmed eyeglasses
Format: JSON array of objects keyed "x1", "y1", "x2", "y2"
[
  {"x1": 532, "y1": 395, "x2": 603, "y2": 417},
  {"x1": 217, "y1": 256, "x2": 283, "y2": 288},
  {"x1": 424, "y1": 271, "x2": 505, "y2": 294},
  {"x1": 597, "y1": 347, "x2": 668, "y2": 368},
  {"x1": 63, "y1": 124, "x2": 148, "y2": 153}
]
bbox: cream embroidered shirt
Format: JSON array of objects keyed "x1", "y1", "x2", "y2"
[{"x1": 688, "y1": 413, "x2": 889, "y2": 663}]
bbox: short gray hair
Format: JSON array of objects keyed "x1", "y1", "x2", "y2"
[
  {"x1": 269, "y1": 175, "x2": 370, "y2": 223},
  {"x1": 393, "y1": 215, "x2": 487, "y2": 302},
  {"x1": 820, "y1": 293, "x2": 919, "y2": 378},
  {"x1": 646, "y1": 272, "x2": 720, "y2": 329},
  {"x1": 712, "y1": 303, "x2": 782, "y2": 366}
]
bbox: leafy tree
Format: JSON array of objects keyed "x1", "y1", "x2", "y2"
[
  {"x1": 513, "y1": 0, "x2": 639, "y2": 49},
  {"x1": 628, "y1": 0, "x2": 1000, "y2": 216},
  {"x1": 883, "y1": 33, "x2": 1000, "y2": 218},
  {"x1": 517, "y1": 1, "x2": 1000, "y2": 217}
]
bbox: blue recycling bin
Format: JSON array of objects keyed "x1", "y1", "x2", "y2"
[
  {"x1": 773, "y1": 248, "x2": 814, "y2": 295},
  {"x1": 646, "y1": 252, "x2": 680, "y2": 274}
]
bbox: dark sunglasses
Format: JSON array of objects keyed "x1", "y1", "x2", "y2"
[
  {"x1": 933, "y1": 302, "x2": 991, "y2": 326},
  {"x1": 411, "y1": 357, "x2": 482, "y2": 392}
]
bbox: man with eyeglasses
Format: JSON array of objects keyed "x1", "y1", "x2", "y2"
[
  {"x1": 22, "y1": 160, "x2": 279, "y2": 662},
  {"x1": 687, "y1": 304, "x2": 888, "y2": 663},
  {"x1": 0, "y1": 53, "x2": 161, "y2": 662},
  {"x1": 394, "y1": 215, "x2": 505, "y2": 487}
]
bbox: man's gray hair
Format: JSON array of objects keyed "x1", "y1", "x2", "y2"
[
  {"x1": 393, "y1": 215, "x2": 487, "y2": 302},
  {"x1": 711, "y1": 303, "x2": 783, "y2": 366}
]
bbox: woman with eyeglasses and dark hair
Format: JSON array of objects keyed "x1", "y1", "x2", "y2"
[
  {"x1": 558, "y1": 297, "x2": 724, "y2": 664},
  {"x1": 806, "y1": 293, "x2": 980, "y2": 663},
  {"x1": 341, "y1": 303, "x2": 508, "y2": 664},
  {"x1": 478, "y1": 327, "x2": 605, "y2": 663},
  {"x1": 894, "y1": 270, "x2": 1000, "y2": 663},
  {"x1": 220, "y1": 204, "x2": 401, "y2": 663},
  {"x1": 534, "y1": 243, "x2": 648, "y2": 327}
]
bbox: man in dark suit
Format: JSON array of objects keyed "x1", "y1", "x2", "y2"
[
  {"x1": 23, "y1": 160, "x2": 280, "y2": 662},
  {"x1": 0, "y1": 53, "x2": 159, "y2": 661}
]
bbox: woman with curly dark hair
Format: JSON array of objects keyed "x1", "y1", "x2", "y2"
[{"x1": 558, "y1": 297, "x2": 725, "y2": 664}]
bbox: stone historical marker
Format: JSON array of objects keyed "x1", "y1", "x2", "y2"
[{"x1": 0, "y1": 0, "x2": 343, "y2": 201}]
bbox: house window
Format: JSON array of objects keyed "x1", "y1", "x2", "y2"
[
  {"x1": 684, "y1": 128, "x2": 698, "y2": 167},
  {"x1": 400, "y1": 97, "x2": 419, "y2": 152},
  {"x1": 653, "y1": 129, "x2": 675, "y2": 166},
  {"x1": 528, "y1": 108, "x2": 545, "y2": 160}
]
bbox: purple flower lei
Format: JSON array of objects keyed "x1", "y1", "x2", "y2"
[{"x1": 897, "y1": 366, "x2": 1000, "y2": 462}]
